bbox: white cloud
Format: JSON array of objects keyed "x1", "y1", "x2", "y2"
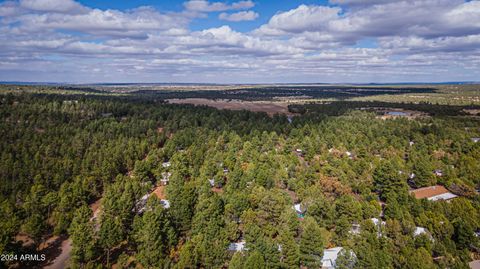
[
  {"x1": 19, "y1": 0, "x2": 88, "y2": 14},
  {"x1": 183, "y1": 0, "x2": 254, "y2": 12},
  {"x1": 0, "y1": 0, "x2": 479, "y2": 83},
  {"x1": 256, "y1": 5, "x2": 341, "y2": 35},
  {"x1": 219, "y1": 11, "x2": 258, "y2": 21},
  {"x1": 1, "y1": 3, "x2": 189, "y2": 39}
]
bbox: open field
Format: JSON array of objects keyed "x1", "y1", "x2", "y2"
[
  {"x1": 2, "y1": 83, "x2": 480, "y2": 105},
  {"x1": 167, "y1": 98, "x2": 295, "y2": 116}
]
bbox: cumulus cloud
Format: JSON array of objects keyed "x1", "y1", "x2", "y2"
[
  {"x1": 219, "y1": 11, "x2": 258, "y2": 21},
  {"x1": 183, "y1": 0, "x2": 254, "y2": 12},
  {"x1": 256, "y1": 5, "x2": 341, "y2": 35},
  {"x1": 19, "y1": 0, "x2": 88, "y2": 14},
  {"x1": 0, "y1": 0, "x2": 479, "y2": 83},
  {"x1": 256, "y1": 1, "x2": 480, "y2": 43},
  {"x1": 1, "y1": 2, "x2": 189, "y2": 39}
]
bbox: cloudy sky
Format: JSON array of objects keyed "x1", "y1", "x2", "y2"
[{"x1": 0, "y1": 0, "x2": 479, "y2": 83}]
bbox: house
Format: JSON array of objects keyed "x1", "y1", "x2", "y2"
[
  {"x1": 413, "y1": 226, "x2": 433, "y2": 240},
  {"x1": 322, "y1": 247, "x2": 356, "y2": 269},
  {"x1": 351, "y1": 216, "x2": 387, "y2": 236},
  {"x1": 370, "y1": 217, "x2": 386, "y2": 227},
  {"x1": 350, "y1": 223, "x2": 361, "y2": 235},
  {"x1": 410, "y1": 185, "x2": 458, "y2": 201},
  {"x1": 160, "y1": 199, "x2": 170, "y2": 209},
  {"x1": 369, "y1": 218, "x2": 386, "y2": 237},
  {"x1": 409, "y1": 141, "x2": 415, "y2": 146},
  {"x1": 434, "y1": 169, "x2": 443, "y2": 177},
  {"x1": 160, "y1": 172, "x2": 171, "y2": 185},
  {"x1": 414, "y1": 227, "x2": 427, "y2": 236},
  {"x1": 208, "y1": 178, "x2": 215, "y2": 187},
  {"x1": 162, "y1": 162, "x2": 171, "y2": 168},
  {"x1": 469, "y1": 260, "x2": 480, "y2": 269},
  {"x1": 472, "y1": 138, "x2": 480, "y2": 143},
  {"x1": 295, "y1": 149, "x2": 304, "y2": 157},
  {"x1": 136, "y1": 194, "x2": 150, "y2": 213},
  {"x1": 292, "y1": 203, "x2": 306, "y2": 218},
  {"x1": 228, "y1": 241, "x2": 246, "y2": 252},
  {"x1": 474, "y1": 229, "x2": 480, "y2": 237}
]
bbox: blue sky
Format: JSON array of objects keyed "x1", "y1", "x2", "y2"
[
  {"x1": 0, "y1": 0, "x2": 479, "y2": 83},
  {"x1": 77, "y1": 0, "x2": 331, "y2": 32}
]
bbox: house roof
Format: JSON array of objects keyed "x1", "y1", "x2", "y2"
[
  {"x1": 228, "y1": 241, "x2": 246, "y2": 252},
  {"x1": 322, "y1": 247, "x2": 343, "y2": 268},
  {"x1": 470, "y1": 260, "x2": 480, "y2": 269},
  {"x1": 410, "y1": 185, "x2": 456, "y2": 200},
  {"x1": 414, "y1": 227, "x2": 427, "y2": 236},
  {"x1": 293, "y1": 203, "x2": 306, "y2": 213},
  {"x1": 428, "y1": 192, "x2": 457, "y2": 201},
  {"x1": 160, "y1": 199, "x2": 170, "y2": 208},
  {"x1": 370, "y1": 218, "x2": 385, "y2": 226}
]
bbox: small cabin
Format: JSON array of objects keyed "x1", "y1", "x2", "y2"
[
  {"x1": 160, "y1": 199, "x2": 170, "y2": 209},
  {"x1": 414, "y1": 227, "x2": 427, "y2": 236},
  {"x1": 228, "y1": 241, "x2": 246, "y2": 252},
  {"x1": 293, "y1": 203, "x2": 306, "y2": 218},
  {"x1": 160, "y1": 172, "x2": 171, "y2": 185},
  {"x1": 322, "y1": 247, "x2": 356, "y2": 269},
  {"x1": 410, "y1": 185, "x2": 457, "y2": 201},
  {"x1": 434, "y1": 169, "x2": 443, "y2": 177},
  {"x1": 350, "y1": 223, "x2": 361, "y2": 235}
]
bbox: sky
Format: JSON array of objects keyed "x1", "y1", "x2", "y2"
[{"x1": 0, "y1": 0, "x2": 479, "y2": 84}]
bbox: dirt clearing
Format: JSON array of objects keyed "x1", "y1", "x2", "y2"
[{"x1": 167, "y1": 98, "x2": 295, "y2": 116}]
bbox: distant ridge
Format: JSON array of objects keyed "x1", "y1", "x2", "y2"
[{"x1": 1, "y1": 81, "x2": 479, "y2": 86}]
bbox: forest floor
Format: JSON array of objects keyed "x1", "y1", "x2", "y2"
[
  {"x1": 152, "y1": 185, "x2": 166, "y2": 199},
  {"x1": 167, "y1": 98, "x2": 296, "y2": 116},
  {"x1": 41, "y1": 199, "x2": 102, "y2": 269},
  {"x1": 42, "y1": 237, "x2": 72, "y2": 269}
]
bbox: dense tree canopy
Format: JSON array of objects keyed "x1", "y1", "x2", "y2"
[{"x1": 0, "y1": 91, "x2": 479, "y2": 268}]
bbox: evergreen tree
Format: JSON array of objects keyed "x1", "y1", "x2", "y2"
[
  {"x1": 278, "y1": 229, "x2": 299, "y2": 269},
  {"x1": 229, "y1": 252, "x2": 245, "y2": 269},
  {"x1": 69, "y1": 205, "x2": 96, "y2": 266},
  {"x1": 299, "y1": 217, "x2": 324, "y2": 268},
  {"x1": 133, "y1": 199, "x2": 177, "y2": 268},
  {"x1": 245, "y1": 251, "x2": 266, "y2": 269},
  {"x1": 373, "y1": 160, "x2": 407, "y2": 200}
]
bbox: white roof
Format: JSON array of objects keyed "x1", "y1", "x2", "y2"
[
  {"x1": 208, "y1": 179, "x2": 215, "y2": 186},
  {"x1": 161, "y1": 172, "x2": 171, "y2": 181},
  {"x1": 428, "y1": 192, "x2": 458, "y2": 201},
  {"x1": 370, "y1": 218, "x2": 386, "y2": 226},
  {"x1": 414, "y1": 227, "x2": 427, "y2": 236},
  {"x1": 322, "y1": 247, "x2": 343, "y2": 269},
  {"x1": 228, "y1": 241, "x2": 246, "y2": 252},
  {"x1": 160, "y1": 199, "x2": 170, "y2": 208},
  {"x1": 162, "y1": 162, "x2": 171, "y2": 168},
  {"x1": 139, "y1": 194, "x2": 149, "y2": 202},
  {"x1": 293, "y1": 203, "x2": 305, "y2": 214}
]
